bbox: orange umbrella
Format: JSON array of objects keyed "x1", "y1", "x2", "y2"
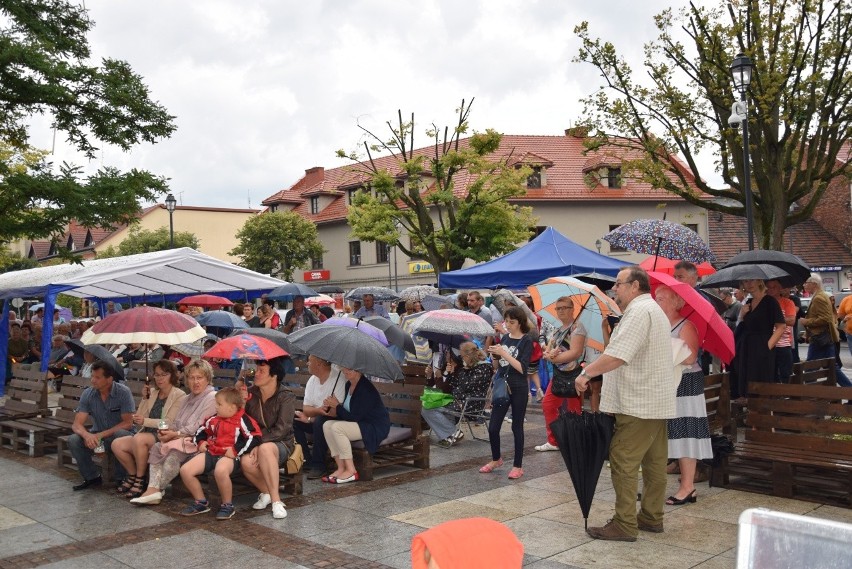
[{"x1": 639, "y1": 256, "x2": 716, "y2": 277}]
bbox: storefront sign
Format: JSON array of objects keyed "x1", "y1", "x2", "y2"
[
  {"x1": 303, "y1": 270, "x2": 330, "y2": 281},
  {"x1": 408, "y1": 261, "x2": 435, "y2": 274},
  {"x1": 810, "y1": 266, "x2": 842, "y2": 272}
]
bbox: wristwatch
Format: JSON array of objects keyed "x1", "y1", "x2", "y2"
[{"x1": 578, "y1": 369, "x2": 589, "y2": 379}]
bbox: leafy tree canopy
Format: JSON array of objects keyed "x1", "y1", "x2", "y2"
[
  {"x1": 0, "y1": 249, "x2": 38, "y2": 274},
  {"x1": 575, "y1": 0, "x2": 852, "y2": 249},
  {"x1": 229, "y1": 212, "x2": 325, "y2": 281},
  {"x1": 0, "y1": 0, "x2": 176, "y2": 246},
  {"x1": 339, "y1": 99, "x2": 535, "y2": 274},
  {"x1": 97, "y1": 226, "x2": 199, "y2": 258}
]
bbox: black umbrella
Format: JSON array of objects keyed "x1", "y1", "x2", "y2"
[
  {"x1": 363, "y1": 316, "x2": 417, "y2": 353},
  {"x1": 700, "y1": 263, "x2": 792, "y2": 288},
  {"x1": 84, "y1": 345, "x2": 125, "y2": 381},
  {"x1": 723, "y1": 250, "x2": 811, "y2": 287},
  {"x1": 549, "y1": 408, "x2": 615, "y2": 529},
  {"x1": 571, "y1": 272, "x2": 616, "y2": 291},
  {"x1": 317, "y1": 285, "x2": 345, "y2": 294},
  {"x1": 64, "y1": 338, "x2": 85, "y2": 358},
  {"x1": 288, "y1": 325, "x2": 404, "y2": 380}
]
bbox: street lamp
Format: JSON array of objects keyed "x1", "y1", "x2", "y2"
[
  {"x1": 165, "y1": 193, "x2": 177, "y2": 248},
  {"x1": 730, "y1": 52, "x2": 755, "y2": 250},
  {"x1": 595, "y1": 238, "x2": 602, "y2": 254}
]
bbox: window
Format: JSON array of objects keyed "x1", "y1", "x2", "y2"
[
  {"x1": 608, "y1": 225, "x2": 628, "y2": 252},
  {"x1": 530, "y1": 226, "x2": 547, "y2": 240},
  {"x1": 349, "y1": 241, "x2": 361, "y2": 266},
  {"x1": 606, "y1": 167, "x2": 622, "y2": 188},
  {"x1": 347, "y1": 188, "x2": 359, "y2": 205},
  {"x1": 84, "y1": 231, "x2": 94, "y2": 248},
  {"x1": 376, "y1": 242, "x2": 389, "y2": 264},
  {"x1": 684, "y1": 223, "x2": 698, "y2": 233},
  {"x1": 527, "y1": 166, "x2": 542, "y2": 189},
  {"x1": 309, "y1": 197, "x2": 319, "y2": 214},
  {"x1": 311, "y1": 256, "x2": 323, "y2": 270},
  {"x1": 269, "y1": 204, "x2": 277, "y2": 212}
]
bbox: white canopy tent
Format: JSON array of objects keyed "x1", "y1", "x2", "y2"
[{"x1": 0, "y1": 248, "x2": 287, "y2": 388}]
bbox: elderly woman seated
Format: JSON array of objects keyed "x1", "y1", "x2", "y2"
[
  {"x1": 422, "y1": 341, "x2": 492, "y2": 448},
  {"x1": 319, "y1": 367, "x2": 390, "y2": 484}
]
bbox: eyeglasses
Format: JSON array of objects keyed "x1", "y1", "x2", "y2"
[
  {"x1": 613, "y1": 280, "x2": 635, "y2": 288},
  {"x1": 152, "y1": 373, "x2": 171, "y2": 378}
]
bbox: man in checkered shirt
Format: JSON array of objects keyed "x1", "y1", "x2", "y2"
[{"x1": 576, "y1": 265, "x2": 675, "y2": 541}]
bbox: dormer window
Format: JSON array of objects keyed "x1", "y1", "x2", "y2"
[
  {"x1": 269, "y1": 204, "x2": 278, "y2": 212},
  {"x1": 527, "y1": 166, "x2": 542, "y2": 189},
  {"x1": 606, "y1": 167, "x2": 622, "y2": 188},
  {"x1": 84, "y1": 231, "x2": 94, "y2": 248},
  {"x1": 310, "y1": 196, "x2": 319, "y2": 214},
  {"x1": 66, "y1": 235, "x2": 75, "y2": 251},
  {"x1": 48, "y1": 241, "x2": 58, "y2": 256}
]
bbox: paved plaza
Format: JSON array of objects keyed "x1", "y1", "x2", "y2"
[{"x1": 3, "y1": 397, "x2": 852, "y2": 569}]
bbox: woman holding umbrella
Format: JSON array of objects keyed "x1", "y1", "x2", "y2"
[
  {"x1": 319, "y1": 367, "x2": 390, "y2": 483},
  {"x1": 731, "y1": 280, "x2": 785, "y2": 401}
]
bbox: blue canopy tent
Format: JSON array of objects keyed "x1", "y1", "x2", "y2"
[
  {"x1": 438, "y1": 227, "x2": 625, "y2": 289},
  {"x1": 0, "y1": 248, "x2": 287, "y2": 392}
]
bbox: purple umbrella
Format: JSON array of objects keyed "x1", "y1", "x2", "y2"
[{"x1": 321, "y1": 317, "x2": 389, "y2": 346}]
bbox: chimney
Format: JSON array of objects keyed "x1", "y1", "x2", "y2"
[
  {"x1": 304, "y1": 166, "x2": 324, "y2": 186},
  {"x1": 565, "y1": 126, "x2": 589, "y2": 138}
]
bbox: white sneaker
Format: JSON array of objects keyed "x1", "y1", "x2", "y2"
[
  {"x1": 252, "y1": 493, "x2": 272, "y2": 510},
  {"x1": 271, "y1": 501, "x2": 287, "y2": 519},
  {"x1": 535, "y1": 442, "x2": 559, "y2": 452}
]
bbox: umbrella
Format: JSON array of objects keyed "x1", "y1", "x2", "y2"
[
  {"x1": 399, "y1": 312, "x2": 433, "y2": 364},
  {"x1": 345, "y1": 286, "x2": 400, "y2": 302},
  {"x1": 399, "y1": 285, "x2": 439, "y2": 303},
  {"x1": 491, "y1": 289, "x2": 539, "y2": 334},
  {"x1": 64, "y1": 338, "x2": 85, "y2": 358},
  {"x1": 603, "y1": 219, "x2": 716, "y2": 263},
  {"x1": 700, "y1": 264, "x2": 791, "y2": 289},
  {"x1": 421, "y1": 294, "x2": 455, "y2": 312},
  {"x1": 364, "y1": 316, "x2": 417, "y2": 353},
  {"x1": 638, "y1": 256, "x2": 716, "y2": 277},
  {"x1": 410, "y1": 309, "x2": 495, "y2": 347},
  {"x1": 570, "y1": 272, "x2": 617, "y2": 291},
  {"x1": 550, "y1": 408, "x2": 615, "y2": 529},
  {"x1": 266, "y1": 282, "x2": 320, "y2": 302},
  {"x1": 321, "y1": 317, "x2": 389, "y2": 345},
  {"x1": 81, "y1": 306, "x2": 206, "y2": 346},
  {"x1": 722, "y1": 250, "x2": 811, "y2": 287},
  {"x1": 233, "y1": 327, "x2": 300, "y2": 356},
  {"x1": 177, "y1": 294, "x2": 233, "y2": 308},
  {"x1": 203, "y1": 334, "x2": 288, "y2": 360},
  {"x1": 304, "y1": 294, "x2": 336, "y2": 307},
  {"x1": 170, "y1": 340, "x2": 206, "y2": 358},
  {"x1": 287, "y1": 325, "x2": 404, "y2": 380},
  {"x1": 84, "y1": 345, "x2": 125, "y2": 381},
  {"x1": 196, "y1": 310, "x2": 250, "y2": 331},
  {"x1": 317, "y1": 285, "x2": 345, "y2": 294},
  {"x1": 528, "y1": 277, "x2": 621, "y2": 352},
  {"x1": 648, "y1": 271, "x2": 735, "y2": 364}
]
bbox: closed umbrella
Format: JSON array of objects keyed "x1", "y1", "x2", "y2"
[
  {"x1": 287, "y1": 325, "x2": 404, "y2": 380},
  {"x1": 528, "y1": 277, "x2": 621, "y2": 353},
  {"x1": 722, "y1": 250, "x2": 810, "y2": 287},
  {"x1": 549, "y1": 407, "x2": 615, "y2": 529},
  {"x1": 364, "y1": 316, "x2": 417, "y2": 353},
  {"x1": 203, "y1": 334, "x2": 288, "y2": 360},
  {"x1": 177, "y1": 294, "x2": 233, "y2": 308},
  {"x1": 266, "y1": 283, "x2": 320, "y2": 302},
  {"x1": 648, "y1": 271, "x2": 735, "y2": 364},
  {"x1": 196, "y1": 310, "x2": 249, "y2": 331},
  {"x1": 603, "y1": 218, "x2": 716, "y2": 264},
  {"x1": 345, "y1": 286, "x2": 401, "y2": 302},
  {"x1": 700, "y1": 264, "x2": 791, "y2": 289},
  {"x1": 321, "y1": 317, "x2": 389, "y2": 345}
]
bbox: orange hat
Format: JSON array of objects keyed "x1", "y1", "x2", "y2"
[{"x1": 411, "y1": 517, "x2": 524, "y2": 569}]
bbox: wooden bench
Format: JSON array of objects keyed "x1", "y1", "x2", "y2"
[
  {"x1": 719, "y1": 381, "x2": 852, "y2": 507},
  {"x1": 701, "y1": 371, "x2": 735, "y2": 486},
  {"x1": 0, "y1": 363, "x2": 48, "y2": 421}
]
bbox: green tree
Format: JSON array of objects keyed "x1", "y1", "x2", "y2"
[
  {"x1": 574, "y1": 0, "x2": 852, "y2": 249},
  {"x1": 97, "y1": 226, "x2": 199, "y2": 258},
  {"x1": 0, "y1": 0, "x2": 176, "y2": 247},
  {"x1": 229, "y1": 212, "x2": 325, "y2": 281},
  {"x1": 339, "y1": 99, "x2": 536, "y2": 274},
  {"x1": 0, "y1": 249, "x2": 38, "y2": 274}
]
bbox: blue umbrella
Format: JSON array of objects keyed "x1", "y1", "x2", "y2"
[
  {"x1": 196, "y1": 310, "x2": 249, "y2": 331},
  {"x1": 266, "y1": 283, "x2": 320, "y2": 302}
]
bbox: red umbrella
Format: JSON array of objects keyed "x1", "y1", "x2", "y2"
[
  {"x1": 639, "y1": 256, "x2": 716, "y2": 277},
  {"x1": 81, "y1": 306, "x2": 206, "y2": 345},
  {"x1": 177, "y1": 294, "x2": 234, "y2": 308},
  {"x1": 203, "y1": 334, "x2": 288, "y2": 360},
  {"x1": 648, "y1": 271, "x2": 734, "y2": 364}
]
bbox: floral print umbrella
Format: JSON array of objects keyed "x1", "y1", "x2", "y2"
[{"x1": 603, "y1": 219, "x2": 716, "y2": 264}]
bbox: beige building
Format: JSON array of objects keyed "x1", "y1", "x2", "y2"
[
  {"x1": 261, "y1": 130, "x2": 712, "y2": 289},
  {"x1": 94, "y1": 205, "x2": 259, "y2": 264}
]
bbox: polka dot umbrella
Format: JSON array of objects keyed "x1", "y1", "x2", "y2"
[{"x1": 603, "y1": 219, "x2": 716, "y2": 264}]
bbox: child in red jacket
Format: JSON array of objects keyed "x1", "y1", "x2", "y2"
[{"x1": 179, "y1": 387, "x2": 262, "y2": 519}]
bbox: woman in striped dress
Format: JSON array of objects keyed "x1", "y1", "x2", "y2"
[{"x1": 654, "y1": 285, "x2": 712, "y2": 505}]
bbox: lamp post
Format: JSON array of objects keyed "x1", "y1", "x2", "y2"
[
  {"x1": 165, "y1": 193, "x2": 177, "y2": 248},
  {"x1": 731, "y1": 52, "x2": 755, "y2": 251},
  {"x1": 595, "y1": 238, "x2": 602, "y2": 254}
]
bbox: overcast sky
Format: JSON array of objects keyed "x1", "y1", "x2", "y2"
[{"x1": 31, "y1": 0, "x2": 719, "y2": 209}]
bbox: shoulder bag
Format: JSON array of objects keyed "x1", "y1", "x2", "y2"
[{"x1": 549, "y1": 323, "x2": 584, "y2": 398}]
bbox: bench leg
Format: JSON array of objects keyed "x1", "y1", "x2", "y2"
[
  {"x1": 353, "y1": 450, "x2": 373, "y2": 481},
  {"x1": 772, "y1": 462, "x2": 794, "y2": 498},
  {"x1": 413, "y1": 435, "x2": 430, "y2": 470}
]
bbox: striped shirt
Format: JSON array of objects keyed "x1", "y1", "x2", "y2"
[{"x1": 776, "y1": 296, "x2": 796, "y2": 348}]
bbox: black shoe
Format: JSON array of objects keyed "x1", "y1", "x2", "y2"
[
  {"x1": 73, "y1": 476, "x2": 103, "y2": 491},
  {"x1": 306, "y1": 467, "x2": 325, "y2": 480}
]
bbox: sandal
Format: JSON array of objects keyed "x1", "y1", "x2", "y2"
[
  {"x1": 666, "y1": 489, "x2": 697, "y2": 505},
  {"x1": 125, "y1": 477, "x2": 147, "y2": 499},
  {"x1": 479, "y1": 458, "x2": 504, "y2": 473},
  {"x1": 116, "y1": 475, "x2": 140, "y2": 495}
]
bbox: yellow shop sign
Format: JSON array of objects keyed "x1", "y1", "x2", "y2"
[{"x1": 408, "y1": 261, "x2": 435, "y2": 274}]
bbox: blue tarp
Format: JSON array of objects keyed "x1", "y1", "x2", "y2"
[{"x1": 438, "y1": 227, "x2": 625, "y2": 290}]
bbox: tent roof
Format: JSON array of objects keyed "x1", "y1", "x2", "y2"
[
  {"x1": 0, "y1": 248, "x2": 286, "y2": 302},
  {"x1": 438, "y1": 227, "x2": 625, "y2": 289}
]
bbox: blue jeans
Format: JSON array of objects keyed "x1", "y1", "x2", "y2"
[
  {"x1": 68, "y1": 430, "x2": 133, "y2": 482},
  {"x1": 807, "y1": 342, "x2": 852, "y2": 387},
  {"x1": 293, "y1": 417, "x2": 328, "y2": 471},
  {"x1": 421, "y1": 406, "x2": 458, "y2": 441}
]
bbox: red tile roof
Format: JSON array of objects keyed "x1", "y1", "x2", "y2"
[
  {"x1": 709, "y1": 212, "x2": 852, "y2": 266},
  {"x1": 261, "y1": 134, "x2": 709, "y2": 224}
]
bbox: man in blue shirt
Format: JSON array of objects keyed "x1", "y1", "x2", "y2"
[
  {"x1": 69, "y1": 361, "x2": 135, "y2": 490},
  {"x1": 354, "y1": 294, "x2": 390, "y2": 319}
]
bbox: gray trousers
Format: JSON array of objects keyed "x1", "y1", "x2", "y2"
[{"x1": 421, "y1": 406, "x2": 458, "y2": 441}]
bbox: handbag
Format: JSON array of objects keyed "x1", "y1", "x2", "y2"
[
  {"x1": 491, "y1": 368, "x2": 510, "y2": 405},
  {"x1": 160, "y1": 436, "x2": 198, "y2": 455},
  {"x1": 810, "y1": 330, "x2": 833, "y2": 347},
  {"x1": 550, "y1": 365, "x2": 583, "y2": 398},
  {"x1": 285, "y1": 443, "x2": 305, "y2": 474}
]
